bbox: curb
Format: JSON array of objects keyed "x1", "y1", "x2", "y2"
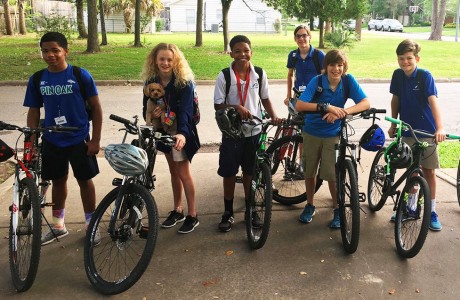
[{"x1": 436, "y1": 168, "x2": 457, "y2": 187}]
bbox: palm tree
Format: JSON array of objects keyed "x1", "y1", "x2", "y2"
[
  {"x1": 76, "y1": 0, "x2": 88, "y2": 38},
  {"x1": 87, "y1": 0, "x2": 100, "y2": 53},
  {"x1": 18, "y1": 0, "x2": 27, "y2": 34},
  {"x1": 221, "y1": 0, "x2": 233, "y2": 53},
  {"x1": 195, "y1": 0, "x2": 203, "y2": 47}
]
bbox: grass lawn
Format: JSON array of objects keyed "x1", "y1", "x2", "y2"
[
  {"x1": 1, "y1": 31, "x2": 460, "y2": 81},
  {"x1": 439, "y1": 141, "x2": 460, "y2": 168}
]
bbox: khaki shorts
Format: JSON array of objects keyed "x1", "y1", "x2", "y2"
[
  {"x1": 302, "y1": 132, "x2": 339, "y2": 182},
  {"x1": 402, "y1": 136, "x2": 439, "y2": 169},
  {"x1": 172, "y1": 148, "x2": 188, "y2": 162}
]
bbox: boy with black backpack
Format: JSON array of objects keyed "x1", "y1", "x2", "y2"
[
  {"x1": 388, "y1": 39, "x2": 446, "y2": 231},
  {"x1": 213, "y1": 35, "x2": 281, "y2": 232},
  {"x1": 292, "y1": 49, "x2": 370, "y2": 228},
  {"x1": 23, "y1": 32, "x2": 103, "y2": 245}
]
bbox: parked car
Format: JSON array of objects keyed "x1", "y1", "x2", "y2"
[
  {"x1": 381, "y1": 19, "x2": 403, "y2": 32},
  {"x1": 343, "y1": 19, "x2": 355, "y2": 31},
  {"x1": 368, "y1": 19, "x2": 383, "y2": 31}
]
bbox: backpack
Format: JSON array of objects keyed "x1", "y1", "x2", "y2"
[
  {"x1": 222, "y1": 66, "x2": 264, "y2": 102},
  {"x1": 176, "y1": 83, "x2": 200, "y2": 125},
  {"x1": 33, "y1": 66, "x2": 92, "y2": 121},
  {"x1": 291, "y1": 48, "x2": 321, "y2": 75},
  {"x1": 312, "y1": 74, "x2": 350, "y2": 103}
]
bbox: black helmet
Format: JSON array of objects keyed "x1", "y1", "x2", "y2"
[
  {"x1": 359, "y1": 124, "x2": 385, "y2": 152},
  {"x1": 215, "y1": 107, "x2": 243, "y2": 139},
  {"x1": 385, "y1": 142, "x2": 412, "y2": 169}
]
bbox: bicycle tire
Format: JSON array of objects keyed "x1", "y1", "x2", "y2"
[
  {"x1": 394, "y1": 176, "x2": 430, "y2": 258},
  {"x1": 245, "y1": 162, "x2": 272, "y2": 249},
  {"x1": 457, "y1": 159, "x2": 459, "y2": 207},
  {"x1": 9, "y1": 177, "x2": 41, "y2": 292},
  {"x1": 266, "y1": 134, "x2": 322, "y2": 205},
  {"x1": 84, "y1": 183, "x2": 159, "y2": 295},
  {"x1": 367, "y1": 148, "x2": 388, "y2": 212},
  {"x1": 337, "y1": 159, "x2": 360, "y2": 254}
]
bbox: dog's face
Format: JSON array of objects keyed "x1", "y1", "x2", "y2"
[{"x1": 143, "y1": 83, "x2": 165, "y2": 100}]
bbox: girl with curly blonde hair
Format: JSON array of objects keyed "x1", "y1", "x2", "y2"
[{"x1": 141, "y1": 43, "x2": 200, "y2": 234}]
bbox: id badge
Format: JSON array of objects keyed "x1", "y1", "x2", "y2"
[
  {"x1": 299, "y1": 85, "x2": 306, "y2": 92},
  {"x1": 54, "y1": 116, "x2": 67, "y2": 125}
]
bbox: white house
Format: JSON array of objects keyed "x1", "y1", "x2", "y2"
[{"x1": 166, "y1": 0, "x2": 282, "y2": 33}]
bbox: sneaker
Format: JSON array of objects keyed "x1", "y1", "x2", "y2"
[
  {"x1": 161, "y1": 210, "x2": 185, "y2": 228},
  {"x1": 299, "y1": 204, "x2": 315, "y2": 223},
  {"x1": 218, "y1": 212, "x2": 234, "y2": 232},
  {"x1": 329, "y1": 208, "x2": 340, "y2": 229},
  {"x1": 178, "y1": 215, "x2": 200, "y2": 234},
  {"x1": 41, "y1": 226, "x2": 69, "y2": 246},
  {"x1": 429, "y1": 211, "x2": 442, "y2": 231}
]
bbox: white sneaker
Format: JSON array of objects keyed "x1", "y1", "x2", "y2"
[{"x1": 41, "y1": 226, "x2": 69, "y2": 245}]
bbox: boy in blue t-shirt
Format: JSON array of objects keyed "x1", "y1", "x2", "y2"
[
  {"x1": 388, "y1": 39, "x2": 446, "y2": 231},
  {"x1": 294, "y1": 50, "x2": 370, "y2": 228},
  {"x1": 23, "y1": 32, "x2": 103, "y2": 245}
]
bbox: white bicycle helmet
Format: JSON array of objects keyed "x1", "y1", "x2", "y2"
[{"x1": 105, "y1": 144, "x2": 149, "y2": 176}]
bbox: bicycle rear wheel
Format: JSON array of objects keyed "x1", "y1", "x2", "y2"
[
  {"x1": 266, "y1": 134, "x2": 322, "y2": 205},
  {"x1": 9, "y1": 177, "x2": 41, "y2": 292},
  {"x1": 367, "y1": 148, "x2": 388, "y2": 211},
  {"x1": 84, "y1": 183, "x2": 159, "y2": 295},
  {"x1": 337, "y1": 159, "x2": 360, "y2": 254},
  {"x1": 246, "y1": 162, "x2": 272, "y2": 249},
  {"x1": 394, "y1": 176, "x2": 430, "y2": 258}
]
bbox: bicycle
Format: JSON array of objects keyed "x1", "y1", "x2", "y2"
[
  {"x1": 331, "y1": 108, "x2": 386, "y2": 254},
  {"x1": 367, "y1": 117, "x2": 459, "y2": 258},
  {"x1": 83, "y1": 114, "x2": 175, "y2": 295},
  {"x1": 0, "y1": 121, "x2": 78, "y2": 292}
]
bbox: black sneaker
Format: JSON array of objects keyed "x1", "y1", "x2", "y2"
[
  {"x1": 178, "y1": 215, "x2": 199, "y2": 234},
  {"x1": 218, "y1": 212, "x2": 234, "y2": 232},
  {"x1": 161, "y1": 210, "x2": 185, "y2": 228}
]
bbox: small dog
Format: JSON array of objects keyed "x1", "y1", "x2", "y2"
[{"x1": 144, "y1": 83, "x2": 166, "y2": 129}]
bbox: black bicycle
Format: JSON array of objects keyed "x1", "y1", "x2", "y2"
[
  {"x1": 84, "y1": 114, "x2": 175, "y2": 294},
  {"x1": 367, "y1": 117, "x2": 459, "y2": 258}
]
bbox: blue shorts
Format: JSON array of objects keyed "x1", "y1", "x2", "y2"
[
  {"x1": 218, "y1": 135, "x2": 260, "y2": 177},
  {"x1": 41, "y1": 139, "x2": 99, "y2": 181}
]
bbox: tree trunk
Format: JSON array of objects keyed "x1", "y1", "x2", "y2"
[
  {"x1": 2, "y1": 0, "x2": 13, "y2": 35},
  {"x1": 99, "y1": 0, "x2": 107, "y2": 45},
  {"x1": 123, "y1": 6, "x2": 134, "y2": 33},
  {"x1": 195, "y1": 0, "x2": 203, "y2": 47},
  {"x1": 76, "y1": 0, "x2": 88, "y2": 38},
  {"x1": 429, "y1": 0, "x2": 447, "y2": 40},
  {"x1": 134, "y1": 0, "x2": 141, "y2": 47},
  {"x1": 86, "y1": 0, "x2": 100, "y2": 53},
  {"x1": 18, "y1": 0, "x2": 27, "y2": 34},
  {"x1": 221, "y1": 0, "x2": 232, "y2": 53},
  {"x1": 355, "y1": 17, "x2": 362, "y2": 41},
  {"x1": 318, "y1": 17, "x2": 325, "y2": 48}
]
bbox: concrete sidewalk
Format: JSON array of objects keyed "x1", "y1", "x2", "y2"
[{"x1": 0, "y1": 149, "x2": 459, "y2": 299}]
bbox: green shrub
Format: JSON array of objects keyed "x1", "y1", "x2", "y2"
[
  {"x1": 155, "y1": 19, "x2": 163, "y2": 32},
  {"x1": 273, "y1": 18, "x2": 281, "y2": 33},
  {"x1": 32, "y1": 11, "x2": 76, "y2": 41},
  {"x1": 324, "y1": 29, "x2": 357, "y2": 49}
]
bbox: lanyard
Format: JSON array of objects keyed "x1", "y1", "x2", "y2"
[{"x1": 233, "y1": 65, "x2": 250, "y2": 106}]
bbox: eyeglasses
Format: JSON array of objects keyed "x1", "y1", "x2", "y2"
[{"x1": 295, "y1": 34, "x2": 308, "y2": 39}]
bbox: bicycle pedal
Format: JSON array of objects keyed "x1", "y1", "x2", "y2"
[
  {"x1": 112, "y1": 178, "x2": 123, "y2": 186},
  {"x1": 359, "y1": 192, "x2": 366, "y2": 202},
  {"x1": 139, "y1": 226, "x2": 149, "y2": 239}
]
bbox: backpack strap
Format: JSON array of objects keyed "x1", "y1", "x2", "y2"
[
  {"x1": 312, "y1": 48, "x2": 321, "y2": 74},
  {"x1": 222, "y1": 66, "x2": 263, "y2": 103},
  {"x1": 32, "y1": 68, "x2": 46, "y2": 102},
  {"x1": 312, "y1": 74, "x2": 324, "y2": 103},
  {"x1": 342, "y1": 74, "x2": 349, "y2": 100},
  {"x1": 312, "y1": 74, "x2": 349, "y2": 103}
]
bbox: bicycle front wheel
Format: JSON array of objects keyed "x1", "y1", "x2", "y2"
[
  {"x1": 246, "y1": 162, "x2": 272, "y2": 249},
  {"x1": 9, "y1": 177, "x2": 41, "y2": 292},
  {"x1": 367, "y1": 148, "x2": 388, "y2": 212},
  {"x1": 394, "y1": 176, "x2": 430, "y2": 258},
  {"x1": 84, "y1": 183, "x2": 159, "y2": 295},
  {"x1": 266, "y1": 135, "x2": 322, "y2": 205},
  {"x1": 337, "y1": 159, "x2": 360, "y2": 254}
]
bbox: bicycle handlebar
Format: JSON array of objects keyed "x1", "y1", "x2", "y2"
[
  {"x1": 385, "y1": 116, "x2": 460, "y2": 142},
  {"x1": 0, "y1": 121, "x2": 79, "y2": 133}
]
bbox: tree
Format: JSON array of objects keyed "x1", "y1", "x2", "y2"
[
  {"x1": 99, "y1": 0, "x2": 108, "y2": 45},
  {"x1": 196, "y1": 0, "x2": 203, "y2": 47},
  {"x1": 221, "y1": 0, "x2": 232, "y2": 53},
  {"x1": 76, "y1": 0, "x2": 88, "y2": 38},
  {"x1": 2, "y1": 0, "x2": 13, "y2": 35},
  {"x1": 86, "y1": 0, "x2": 100, "y2": 53},
  {"x1": 429, "y1": 0, "x2": 447, "y2": 40},
  {"x1": 134, "y1": 0, "x2": 141, "y2": 46},
  {"x1": 18, "y1": 0, "x2": 27, "y2": 34}
]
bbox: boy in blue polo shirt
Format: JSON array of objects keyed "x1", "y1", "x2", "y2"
[
  {"x1": 23, "y1": 32, "x2": 103, "y2": 244},
  {"x1": 294, "y1": 49, "x2": 370, "y2": 228},
  {"x1": 388, "y1": 39, "x2": 446, "y2": 231}
]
